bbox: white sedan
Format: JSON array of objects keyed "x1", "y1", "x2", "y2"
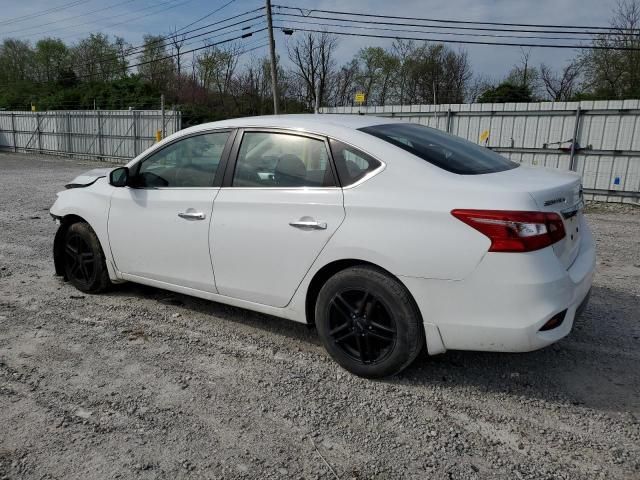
[{"x1": 50, "y1": 114, "x2": 596, "y2": 378}]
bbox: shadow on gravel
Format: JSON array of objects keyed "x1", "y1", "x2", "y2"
[
  {"x1": 107, "y1": 282, "x2": 321, "y2": 346},
  {"x1": 105, "y1": 282, "x2": 638, "y2": 414}
]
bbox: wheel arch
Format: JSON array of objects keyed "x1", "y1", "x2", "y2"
[{"x1": 304, "y1": 259, "x2": 424, "y2": 328}]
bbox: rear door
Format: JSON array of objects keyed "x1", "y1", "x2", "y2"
[{"x1": 210, "y1": 129, "x2": 345, "y2": 307}]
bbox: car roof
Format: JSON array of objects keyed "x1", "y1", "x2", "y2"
[{"x1": 179, "y1": 114, "x2": 403, "y2": 137}]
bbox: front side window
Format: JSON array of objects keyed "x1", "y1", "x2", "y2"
[
  {"x1": 133, "y1": 131, "x2": 230, "y2": 187},
  {"x1": 232, "y1": 132, "x2": 335, "y2": 187},
  {"x1": 360, "y1": 123, "x2": 519, "y2": 175},
  {"x1": 329, "y1": 139, "x2": 382, "y2": 186}
]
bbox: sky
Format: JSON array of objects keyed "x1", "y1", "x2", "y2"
[{"x1": 0, "y1": 0, "x2": 619, "y2": 80}]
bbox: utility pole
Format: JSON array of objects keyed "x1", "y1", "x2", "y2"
[
  {"x1": 160, "y1": 94, "x2": 166, "y2": 138},
  {"x1": 266, "y1": 0, "x2": 280, "y2": 114}
]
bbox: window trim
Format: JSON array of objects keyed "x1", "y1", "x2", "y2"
[
  {"x1": 128, "y1": 128, "x2": 237, "y2": 189},
  {"x1": 222, "y1": 128, "x2": 340, "y2": 189}
]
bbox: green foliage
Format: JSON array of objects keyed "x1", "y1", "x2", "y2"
[
  {"x1": 478, "y1": 82, "x2": 533, "y2": 104},
  {"x1": 0, "y1": 76, "x2": 162, "y2": 111}
]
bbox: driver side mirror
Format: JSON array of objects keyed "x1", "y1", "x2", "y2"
[{"x1": 109, "y1": 167, "x2": 129, "y2": 187}]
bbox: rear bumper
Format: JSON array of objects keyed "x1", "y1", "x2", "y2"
[{"x1": 401, "y1": 217, "x2": 596, "y2": 354}]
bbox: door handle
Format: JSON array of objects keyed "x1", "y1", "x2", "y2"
[
  {"x1": 289, "y1": 220, "x2": 327, "y2": 230},
  {"x1": 178, "y1": 211, "x2": 206, "y2": 220}
]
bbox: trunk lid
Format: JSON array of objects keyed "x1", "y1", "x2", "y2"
[{"x1": 473, "y1": 166, "x2": 584, "y2": 269}]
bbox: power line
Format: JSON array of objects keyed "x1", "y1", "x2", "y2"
[
  {"x1": 273, "y1": 5, "x2": 632, "y2": 32},
  {"x1": 273, "y1": 17, "x2": 601, "y2": 42},
  {"x1": 13, "y1": 0, "x2": 192, "y2": 40},
  {"x1": 174, "y1": 0, "x2": 236, "y2": 34},
  {"x1": 125, "y1": 28, "x2": 266, "y2": 73},
  {"x1": 59, "y1": 5, "x2": 263, "y2": 50},
  {"x1": 0, "y1": 0, "x2": 91, "y2": 27},
  {"x1": 1, "y1": 0, "x2": 138, "y2": 37},
  {"x1": 280, "y1": 26, "x2": 640, "y2": 51},
  {"x1": 121, "y1": 14, "x2": 264, "y2": 57},
  {"x1": 273, "y1": 11, "x2": 633, "y2": 37}
]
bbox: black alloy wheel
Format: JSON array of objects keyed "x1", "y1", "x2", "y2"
[
  {"x1": 327, "y1": 289, "x2": 397, "y2": 365},
  {"x1": 64, "y1": 232, "x2": 97, "y2": 288},
  {"x1": 61, "y1": 222, "x2": 111, "y2": 293},
  {"x1": 316, "y1": 265, "x2": 424, "y2": 378}
]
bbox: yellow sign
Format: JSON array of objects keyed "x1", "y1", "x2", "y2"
[
  {"x1": 31, "y1": 104, "x2": 36, "y2": 112},
  {"x1": 355, "y1": 92, "x2": 365, "y2": 104},
  {"x1": 155, "y1": 130, "x2": 163, "y2": 142},
  {"x1": 479, "y1": 129, "x2": 490, "y2": 144}
]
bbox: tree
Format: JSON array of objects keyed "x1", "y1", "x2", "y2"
[
  {"x1": 467, "y1": 75, "x2": 496, "y2": 103},
  {"x1": 478, "y1": 82, "x2": 532, "y2": 103},
  {"x1": 540, "y1": 62, "x2": 581, "y2": 101},
  {"x1": 170, "y1": 28, "x2": 186, "y2": 90},
  {"x1": 114, "y1": 37, "x2": 133, "y2": 79},
  {"x1": 0, "y1": 39, "x2": 34, "y2": 83},
  {"x1": 34, "y1": 38, "x2": 70, "y2": 83},
  {"x1": 391, "y1": 40, "x2": 415, "y2": 105},
  {"x1": 580, "y1": 0, "x2": 640, "y2": 99},
  {"x1": 402, "y1": 43, "x2": 471, "y2": 105},
  {"x1": 330, "y1": 59, "x2": 359, "y2": 107},
  {"x1": 138, "y1": 35, "x2": 174, "y2": 90},
  {"x1": 72, "y1": 34, "x2": 125, "y2": 82},
  {"x1": 505, "y1": 49, "x2": 540, "y2": 97},
  {"x1": 287, "y1": 31, "x2": 338, "y2": 110}
]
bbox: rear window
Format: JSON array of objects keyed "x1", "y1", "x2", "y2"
[{"x1": 359, "y1": 123, "x2": 519, "y2": 175}]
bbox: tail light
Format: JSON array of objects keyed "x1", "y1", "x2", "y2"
[{"x1": 451, "y1": 209, "x2": 565, "y2": 252}]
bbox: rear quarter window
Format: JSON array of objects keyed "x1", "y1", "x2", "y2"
[
  {"x1": 329, "y1": 139, "x2": 382, "y2": 186},
  {"x1": 359, "y1": 123, "x2": 518, "y2": 175}
]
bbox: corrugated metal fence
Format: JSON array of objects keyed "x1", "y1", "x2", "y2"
[
  {"x1": 0, "y1": 110, "x2": 182, "y2": 163},
  {"x1": 321, "y1": 100, "x2": 640, "y2": 203}
]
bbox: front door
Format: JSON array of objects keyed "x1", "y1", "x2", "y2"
[
  {"x1": 108, "y1": 130, "x2": 232, "y2": 292},
  {"x1": 211, "y1": 130, "x2": 345, "y2": 307}
]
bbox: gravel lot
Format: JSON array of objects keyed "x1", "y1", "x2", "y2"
[{"x1": 1, "y1": 151, "x2": 639, "y2": 480}]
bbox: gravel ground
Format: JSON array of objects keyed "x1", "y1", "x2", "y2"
[{"x1": 0, "y1": 152, "x2": 639, "y2": 480}]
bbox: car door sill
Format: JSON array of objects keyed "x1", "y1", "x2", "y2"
[{"x1": 119, "y1": 273, "x2": 304, "y2": 323}]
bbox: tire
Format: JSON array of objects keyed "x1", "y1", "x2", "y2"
[
  {"x1": 62, "y1": 222, "x2": 111, "y2": 294},
  {"x1": 315, "y1": 265, "x2": 425, "y2": 378}
]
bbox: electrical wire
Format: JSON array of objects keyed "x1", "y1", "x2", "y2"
[
  {"x1": 173, "y1": 0, "x2": 236, "y2": 34},
  {"x1": 273, "y1": 11, "x2": 633, "y2": 37},
  {"x1": 14, "y1": 0, "x2": 193, "y2": 40},
  {"x1": 273, "y1": 16, "x2": 601, "y2": 42},
  {"x1": 279, "y1": 25, "x2": 640, "y2": 51},
  {"x1": 0, "y1": 0, "x2": 91, "y2": 27},
  {"x1": 0, "y1": 0, "x2": 138, "y2": 36},
  {"x1": 273, "y1": 4, "x2": 635, "y2": 32}
]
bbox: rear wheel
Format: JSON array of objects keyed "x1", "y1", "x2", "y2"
[
  {"x1": 315, "y1": 266, "x2": 424, "y2": 378},
  {"x1": 62, "y1": 222, "x2": 111, "y2": 293}
]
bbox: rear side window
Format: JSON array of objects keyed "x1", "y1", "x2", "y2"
[
  {"x1": 359, "y1": 123, "x2": 518, "y2": 175},
  {"x1": 233, "y1": 132, "x2": 335, "y2": 187},
  {"x1": 329, "y1": 139, "x2": 381, "y2": 186}
]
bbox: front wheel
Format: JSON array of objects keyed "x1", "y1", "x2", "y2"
[
  {"x1": 315, "y1": 266, "x2": 424, "y2": 378},
  {"x1": 62, "y1": 222, "x2": 111, "y2": 293}
]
